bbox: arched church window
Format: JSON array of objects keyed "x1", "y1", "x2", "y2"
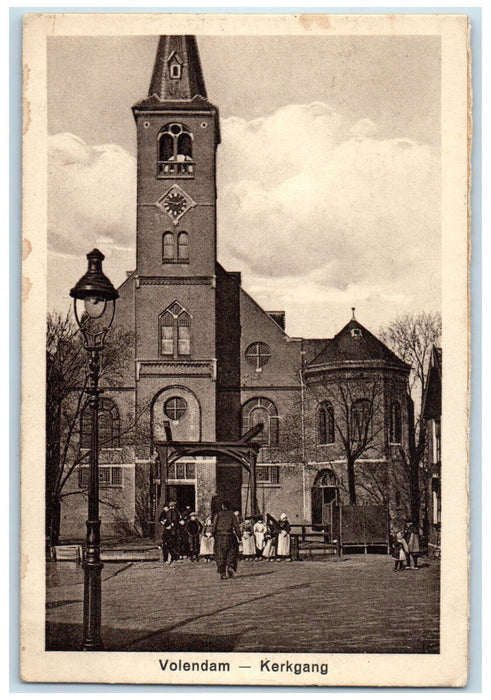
[
  {"x1": 157, "y1": 123, "x2": 194, "y2": 178},
  {"x1": 159, "y1": 302, "x2": 192, "y2": 358},
  {"x1": 318, "y1": 401, "x2": 335, "y2": 444},
  {"x1": 177, "y1": 232, "x2": 189, "y2": 261},
  {"x1": 162, "y1": 231, "x2": 189, "y2": 263},
  {"x1": 162, "y1": 232, "x2": 175, "y2": 262},
  {"x1": 241, "y1": 397, "x2": 279, "y2": 447},
  {"x1": 80, "y1": 398, "x2": 120, "y2": 449},
  {"x1": 390, "y1": 401, "x2": 402, "y2": 444},
  {"x1": 351, "y1": 399, "x2": 372, "y2": 442}
]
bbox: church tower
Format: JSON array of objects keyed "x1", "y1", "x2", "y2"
[{"x1": 132, "y1": 36, "x2": 221, "y2": 520}]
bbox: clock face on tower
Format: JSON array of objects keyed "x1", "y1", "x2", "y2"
[{"x1": 156, "y1": 185, "x2": 196, "y2": 225}]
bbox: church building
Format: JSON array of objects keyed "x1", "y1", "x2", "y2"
[{"x1": 60, "y1": 36, "x2": 413, "y2": 540}]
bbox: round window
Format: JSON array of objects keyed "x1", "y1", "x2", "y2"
[
  {"x1": 164, "y1": 396, "x2": 187, "y2": 421},
  {"x1": 245, "y1": 342, "x2": 272, "y2": 370}
]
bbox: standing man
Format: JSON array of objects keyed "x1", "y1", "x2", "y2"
[{"x1": 211, "y1": 501, "x2": 241, "y2": 580}]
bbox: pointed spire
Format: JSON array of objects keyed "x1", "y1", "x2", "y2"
[{"x1": 148, "y1": 35, "x2": 207, "y2": 102}]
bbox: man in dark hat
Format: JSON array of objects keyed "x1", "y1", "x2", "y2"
[
  {"x1": 211, "y1": 500, "x2": 241, "y2": 580},
  {"x1": 161, "y1": 501, "x2": 181, "y2": 563}
]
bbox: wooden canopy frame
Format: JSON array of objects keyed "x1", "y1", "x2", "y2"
[{"x1": 153, "y1": 422, "x2": 263, "y2": 523}]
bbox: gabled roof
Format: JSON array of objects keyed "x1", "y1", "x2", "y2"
[
  {"x1": 307, "y1": 318, "x2": 410, "y2": 371},
  {"x1": 422, "y1": 346, "x2": 442, "y2": 420}
]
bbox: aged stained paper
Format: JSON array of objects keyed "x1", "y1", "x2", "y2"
[{"x1": 22, "y1": 12, "x2": 470, "y2": 686}]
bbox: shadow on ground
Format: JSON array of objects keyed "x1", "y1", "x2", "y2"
[{"x1": 46, "y1": 622, "x2": 247, "y2": 652}]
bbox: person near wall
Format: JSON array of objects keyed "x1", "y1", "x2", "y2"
[
  {"x1": 211, "y1": 500, "x2": 242, "y2": 580},
  {"x1": 392, "y1": 530, "x2": 410, "y2": 572},
  {"x1": 253, "y1": 516, "x2": 267, "y2": 561},
  {"x1": 407, "y1": 523, "x2": 421, "y2": 569},
  {"x1": 185, "y1": 512, "x2": 203, "y2": 561},
  {"x1": 199, "y1": 516, "x2": 215, "y2": 562},
  {"x1": 241, "y1": 518, "x2": 255, "y2": 561},
  {"x1": 277, "y1": 513, "x2": 292, "y2": 561}
]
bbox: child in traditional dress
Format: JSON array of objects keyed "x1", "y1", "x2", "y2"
[
  {"x1": 392, "y1": 530, "x2": 409, "y2": 571},
  {"x1": 185, "y1": 512, "x2": 203, "y2": 561},
  {"x1": 177, "y1": 518, "x2": 188, "y2": 559},
  {"x1": 241, "y1": 518, "x2": 255, "y2": 561},
  {"x1": 407, "y1": 523, "x2": 421, "y2": 568},
  {"x1": 253, "y1": 517, "x2": 267, "y2": 560},
  {"x1": 277, "y1": 513, "x2": 292, "y2": 561},
  {"x1": 262, "y1": 526, "x2": 276, "y2": 560},
  {"x1": 199, "y1": 517, "x2": 215, "y2": 562}
]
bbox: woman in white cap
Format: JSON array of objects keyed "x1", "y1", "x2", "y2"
[
  {"x1": 253, "y1": 516, "x2": 267, "y2": 561},
  {"x1": 199, "y1": 517, "x2": 215, "y2": 563},
  {"x1": 277, "y1": 513, "x2": 292, "y2": 560},
  {"x1": 241, "y1": 518, "x2": 255, "y2": 561}
]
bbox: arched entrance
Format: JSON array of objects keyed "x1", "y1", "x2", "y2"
[{"x1": 311, "y1": 468, "x2": 339, "y2": 539}]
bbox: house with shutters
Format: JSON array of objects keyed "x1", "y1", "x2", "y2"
[{"x1": 59, "y1": 35, "x2": 414, "y2": 540}]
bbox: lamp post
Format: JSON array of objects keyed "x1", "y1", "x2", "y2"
[{"x1": 70, "y1": 249, "x2": 119, "y2": 651}]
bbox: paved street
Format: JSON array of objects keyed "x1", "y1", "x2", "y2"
[{"x1": 46, "y1": 555, "x2": 439, "y2": 654}]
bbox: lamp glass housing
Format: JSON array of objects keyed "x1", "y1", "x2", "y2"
[{"x1": 84, "y1": 296, "x2": 107, "y2": 319}]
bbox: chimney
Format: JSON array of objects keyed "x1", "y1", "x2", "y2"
[
  {"x1": 228, "y1": 271, "x2": 242, "y2": 286},
  {"x1": 267, "y1": 311, "x2": 285, "y2": 330}
]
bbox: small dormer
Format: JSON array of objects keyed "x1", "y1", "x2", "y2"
[{"x1": 168, "y1": 51, "x2": 183, "y2": 80}]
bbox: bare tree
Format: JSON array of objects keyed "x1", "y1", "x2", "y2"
[
  {"x1": 307, "y1": 378, "x2": 385, "y2": 504},
  {"x1": 46, "y1": 310, "x2": 147, "y2": 546},
  {"x1": 380, "y1": 312, "x2": 442, "y2": 523}
]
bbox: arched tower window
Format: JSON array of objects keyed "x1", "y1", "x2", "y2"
[
  {"x1": 159, "y1": 302, "x2": 192, "y2": 358},
  {"x1": 390, "y1": 401, "x2": 402, "y2": 444},
  {"x1": 177, "y1": 232, "x2": 189, "y2": 261},
  {"x1": 157, "y1": 123, "x2": 194, "y2": 178},
  {"x1": 162, "y1": 231, "x2": 189, "y2": 263},
  {"x1": 241, "y1": 397, "x2": 279, "y2": 447},
  {"x1": 318, "y1": 401, "x2": 335, "y2": 445},
  {"x1": 351, "y1": 399, "x2": 372, "y2": 442},
  {"x1": 81, "y1": 398, "x2": 120, "y2": 449},
  {"x1": 162, "y1": 232, "x2": 175, "y2": 262}
]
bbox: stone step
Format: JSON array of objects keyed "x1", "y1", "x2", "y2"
[
  {"x1": 101, "y1": 549, "x2": 160, "y2": 562},
  {"x1": 50, "y1": 545, "x2": 83, "y2": 562}
]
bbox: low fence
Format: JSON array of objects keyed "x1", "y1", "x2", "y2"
[{"x1": 292, "y1": 505, "x2": 390, "y2": 556}]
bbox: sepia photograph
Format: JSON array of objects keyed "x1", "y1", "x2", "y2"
[{"x1": 20, "y1": 12, "x2": 470, "y2": 686}]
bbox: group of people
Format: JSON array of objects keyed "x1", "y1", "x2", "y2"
[
  {"x1": 391, "y1": 521, "x2": 421, "y2": 571},
  {"x1": 158, "y1": 502, "x2": 206, "y2": 563},
  {"x1": 158, "y1": 500, "x2": 292, "y2": 578}
]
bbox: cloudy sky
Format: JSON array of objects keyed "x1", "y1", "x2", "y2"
[{"x1": 47, "y1": 35, "x2": 441, "y2": 338}]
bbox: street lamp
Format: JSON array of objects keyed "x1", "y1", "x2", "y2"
[{"x1": 70, "y1": 249, "x2": 119, "y2": 651}]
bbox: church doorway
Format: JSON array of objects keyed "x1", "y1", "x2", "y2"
[
  {"x1": 167, "y1": 484, "x2": 196, "y2": 513},
  {"x1": 311, "y1": 468, "x2": 339, "y2": 540}
]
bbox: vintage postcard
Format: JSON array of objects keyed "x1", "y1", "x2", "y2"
[{"x1": 21, "y1": 12, "x2": 470, "y2": 686}]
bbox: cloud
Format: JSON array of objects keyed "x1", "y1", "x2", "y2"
[
  {"x1": 350, "y1": 118, "x2": 377, "y2": 137},
  {"x1": 216, "y1": 103, "x2": 440, "y2": 332},
  {"x1": 47, "y1": 105, "x2": 440, "y2": 334},
  {"x1": 48, "y1": 133, "x2": 136, "y2": 256}
]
